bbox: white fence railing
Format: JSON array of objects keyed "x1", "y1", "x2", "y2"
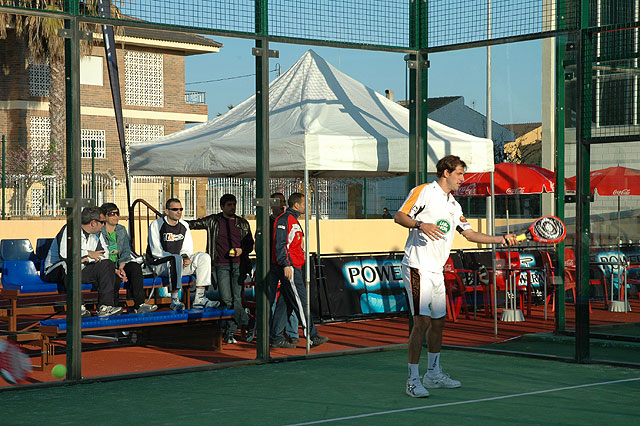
[
  {"x1": 1, "y1": 173, "x2": 405, "y2": 219},
  {"x1": 1, "y1": 175, "x2": 197, "y2": 219},
  {"x1": 205, "y1": 177, "x2": 354, "y2": 219}
]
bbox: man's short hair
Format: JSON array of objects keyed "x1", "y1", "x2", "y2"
[
  {"x1": 100, "y1": 202, "x2": 118, "y2": 215},
  {"x1": 436, "y1": 155, "x2": 467, "y2": 178},
  {"x1": 81, "y1": 206, "x2": 103, "y2": 225},
  {"x1": 165, "y1": 198, "x2": 181, "y2": 209},
  {"x1": 270, "y1": 192, "x2": 284, "y2": 198},
  {"x1": 288, "y1": 192, "x2": 304, "y2": 208},
  {"x1": 220, "y1": 193, "x2": 237, "y2": 207}
]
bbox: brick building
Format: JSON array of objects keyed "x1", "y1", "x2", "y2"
[{"x1": 0, "y1": 26, "x2": 220, "y2": 217}]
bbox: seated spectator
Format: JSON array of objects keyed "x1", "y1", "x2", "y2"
[
  {"x1": 146, "y1": 198, "x2": 219, "y2": 311},
  {"x1": 100, "y1": 203, "x2": 157, "y2": 314},
  {"x1": 43, "y1": 206, "x2": 122, "y2": 317},
  {"x1": 382, "y1": 207, "x2": 392, "y2": 219}
]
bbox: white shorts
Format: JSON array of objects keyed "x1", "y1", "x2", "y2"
[{"x1": 402, "y1": 264, "x2": 446, "y2": 318}]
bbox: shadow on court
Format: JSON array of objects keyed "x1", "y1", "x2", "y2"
[{"x1": 0, "y1": 349, "x2": 638, "y2": 425}]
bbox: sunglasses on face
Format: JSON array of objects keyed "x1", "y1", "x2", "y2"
[
  {"x1": 107, "y1": 211, "x2": 120, "y2": 217},
  {"x1": 95, "y1": 220, "x2": 106, "y2": 225},
  {"x1": 168, "y1": 207, "x2": 184, "y2": 212}
]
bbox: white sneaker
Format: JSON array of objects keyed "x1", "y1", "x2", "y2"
[
  {"x1": 97, "y1": 305, "x2": 124, "y2": 317},
  {"x1": 406, "y1": 377, "x2": 430, "y2": 398},
  {"x1": 193, "y1": 297, "x2": 220, "y2": 309},
  {"x1": 134, "y1": 303, "x2": 158, "y2": 314},
  {"x1": 423, "y1": 371, "x2": 461, "y2": 389},
  {"x1": 80, "y1": 304, "x2": 91, "y2": 318}
]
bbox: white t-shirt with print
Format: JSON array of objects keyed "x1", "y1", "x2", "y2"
[{"x1": 399, "y1": 181, "x2": 473, "y2": 272}]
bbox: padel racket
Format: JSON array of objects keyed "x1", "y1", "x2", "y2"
[
  {"x1": 0, "y1": 339, "x2": 32, "y2": 385},
  {"x1": 515, "y1": 215, "x2": 566, "y2": 244}
]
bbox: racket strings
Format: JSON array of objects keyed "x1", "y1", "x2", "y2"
[{"x1": 534, "y1": 217, "x2": 564, "y2": 240}]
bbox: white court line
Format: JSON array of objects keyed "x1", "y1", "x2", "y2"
[{"x1": 285, "y1": 377, "x2": 640, "y2": 426}]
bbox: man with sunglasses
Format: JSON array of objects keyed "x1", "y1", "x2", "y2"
[
  {"x1": 43, "y1": 206, "x2": 123, "y2": 317},
  {"x1": 147, "y1": 198, "x2": 219, "y2": 311},
  {"x1": 100, "y1": 203, "x2": 157, "y2": 314}
]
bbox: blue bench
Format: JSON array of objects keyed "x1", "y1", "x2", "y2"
[
  {"x1": 39, "y1": 307, "x2": 234, "y2": 367},
  {"x1": 0, "y1": 259, "x2": 195, "y2": 332}
]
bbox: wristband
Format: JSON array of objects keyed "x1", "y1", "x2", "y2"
[{"x1": 414, "y1": 221, "x2": 423, "y2": 229}]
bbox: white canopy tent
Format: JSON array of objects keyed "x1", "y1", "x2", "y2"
[
  {"x1": 130, "y1": 49, "x2": 494, "y2": 177},
  {"x1": 130, "y1": 50, "x2": 496, "y2": 350}
]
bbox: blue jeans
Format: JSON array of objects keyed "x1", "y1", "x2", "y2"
[
  {"x1": 216, "y1": 264, "x2": 248, "y2": 337},
  {"x1": 270, "y1": 265, "x2": 318, "y2": 343},
  {"x1": 268, "y1": 265, "x2": 299, "y2": 340}
]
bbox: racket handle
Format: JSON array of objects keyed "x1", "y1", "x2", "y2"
[{"x1": 515, "y1": 234, "x2": 528, "y2": 242}]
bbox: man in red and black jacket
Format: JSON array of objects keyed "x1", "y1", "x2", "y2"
[{"x1": 271, "y1": 192, "x2": 328, "y2": 348}]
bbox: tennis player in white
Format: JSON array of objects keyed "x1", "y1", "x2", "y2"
[{"x1": 395, "y1": 155, "x2": 517, "y2": 398}]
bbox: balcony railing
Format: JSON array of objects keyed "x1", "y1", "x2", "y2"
[{"x1": 185, "y1": 90, "x2": 206, "y2": 105}]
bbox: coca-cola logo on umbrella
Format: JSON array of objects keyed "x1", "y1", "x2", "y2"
[
  {"x1": 505, "y1": 187, "x2": 525, "y2": 195},
  {"x1": 455, "y1": 183, "x2": 477, "y2": 196}
]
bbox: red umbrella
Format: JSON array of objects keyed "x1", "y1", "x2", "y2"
[
  {"x1": 455, "y1": 163, "x2": 556, "y2": 196},
  {"x1": 566, "y1": 166, "x2": 640, "y2": 196}
]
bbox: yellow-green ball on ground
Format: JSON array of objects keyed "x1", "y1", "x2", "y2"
[{"x1": 51, "y1": 364, "x2": 66, "y2": 379}]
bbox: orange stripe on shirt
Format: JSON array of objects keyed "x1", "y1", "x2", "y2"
[{"x1": 399, "y1": 183, "x2": 428, "y2": 215}]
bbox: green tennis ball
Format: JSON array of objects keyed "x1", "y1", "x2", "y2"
[{"x1": 51, "y1": 364, "x2": 66, "y2": 379}]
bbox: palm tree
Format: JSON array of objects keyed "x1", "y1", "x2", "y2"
[
  {"x1": 1, "y1": 1, "x2": 121, "y2": 213},
  {"x1": 0, "y1": 0, "x2": 121, "y2": 174}
]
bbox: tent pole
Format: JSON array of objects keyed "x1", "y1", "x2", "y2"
[
  {"x1": 314, "y1": 177, "x2": 322, "y2": 317},
  {"x1": 304, "y1": 168, "x2": 311, "y2": 354},
  {"x1": 490, "y1": 172, "x2": 498, "y2": 336}
]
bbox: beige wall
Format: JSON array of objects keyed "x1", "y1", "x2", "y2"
[{"x1": 1, "y1": 218, "x2": 531, "y2": 255}]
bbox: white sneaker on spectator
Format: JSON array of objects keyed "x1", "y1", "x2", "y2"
[
  {"x1": 170, "y1": 300, "x2": 185, "y2": 311},
  {"x1": 81, "y1": 304, "x2": 91, "y2": 318},
  {"x1": 423, "y1": 371, "x2": 461, "y2": 389},
  {"x1": 193, "y1": 297, "x2": 220, "y2": 309},
  {"x1": 97, "y1": 305, "x2": 124, "y2": 317},
  {"x1": 134, "y1": 303, "x2": 158, "y2": 314},
  {"x1": 406, "y1": 377, "x2": 430, "y2": 398}
]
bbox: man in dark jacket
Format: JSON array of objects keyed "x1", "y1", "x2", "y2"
[
  {"x1": 270, "y1": 192, "x2": 328, "y2": 348},
  {"x1": 188, "y1": 194, "x2": 254, "y2": 344}
]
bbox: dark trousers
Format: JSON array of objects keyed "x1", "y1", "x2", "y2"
[
  {"x1": 270, "y1": 265, "x2": 318, "y2": 343},
  {"x1": 117, "y1": 262, "x2": 145, "y2": 309},
  {"x1": 44, "y1": 259, "x2": 118, "y2": 307},
  {"x1": 215, "y1": 264, "x2": 248, "y2": 337},
  {"x1": 268, "y1": 265, "x2": 299, "y2": 340}
]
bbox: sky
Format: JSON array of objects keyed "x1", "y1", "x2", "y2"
[{"x1": 185, "y1": 36, "x2": 543, "y2": 125}]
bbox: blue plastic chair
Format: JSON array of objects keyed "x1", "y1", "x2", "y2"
[
  {"x1": 1, "y1": 260, "x2": 59, "y2": 293},
  {"x1": 1, "y1": 259, "x2": 94, "y2": 294},
  {"x1": 0, "y1": 239, "x2": 38, "y2": 262}
]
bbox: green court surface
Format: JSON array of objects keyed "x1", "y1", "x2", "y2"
[{"x1": 1, "y1": 349, "x2": 638, "y2": 425}]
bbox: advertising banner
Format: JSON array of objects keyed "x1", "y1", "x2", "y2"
[{"x1": 317, "y1": 253, "x2": 407, "y2": 318}]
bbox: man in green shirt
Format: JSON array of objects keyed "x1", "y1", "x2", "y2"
[{"x1": 100, "y1": 203, "x2": 157, "y2": 314}]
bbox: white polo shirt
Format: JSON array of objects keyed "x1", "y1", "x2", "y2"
[{"x1": 399, "y1": 181, "x2": 472, "y2": 272}]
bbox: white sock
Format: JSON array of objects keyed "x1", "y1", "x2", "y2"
[
  {"x1": 195, "y1": 287, "x2": 206, "y2": 299},
  {"x1": 427, "y1": 352, "x2": 441, "y2": 376},
  {"x1": 408, "y1": 363, "x2": 420, "y2": 379},
  {"x1": 171, "y1": 290, "x2": 180, "y2": 302}
]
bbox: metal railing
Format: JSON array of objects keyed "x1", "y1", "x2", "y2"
[
  {"x1": 0, "y1": 174, "x2": 196, "y2": 218},
  {"x1": 185, "y1": 90, "x2": 206, "y2": 105}
]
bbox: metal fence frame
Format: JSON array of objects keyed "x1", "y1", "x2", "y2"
[{"x1": 2, "y1": 0, "x2": 638, "y2": 367}]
